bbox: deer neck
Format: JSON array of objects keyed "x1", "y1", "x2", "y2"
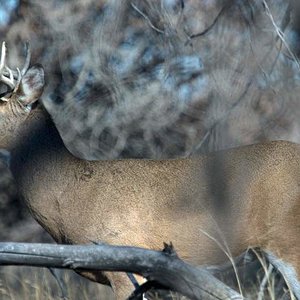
[{"x1": 10, "y1": 106, "x2": 66, "y2": 180}]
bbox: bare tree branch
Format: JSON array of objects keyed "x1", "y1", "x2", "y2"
[{"x1": 0, "y1": 242, "x2": 242, "y2": 300}]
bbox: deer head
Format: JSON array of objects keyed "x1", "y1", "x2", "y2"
[{"x1": 0, "y1": 42, "x2": 45, "y2": 150}]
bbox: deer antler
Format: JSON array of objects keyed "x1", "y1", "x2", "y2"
[
  {"x1": 0, "y1": 41, "x2": 31, "y2": 99},
  {"x1": 0, "y1": 42, "x2": 16, "y2": 90}
]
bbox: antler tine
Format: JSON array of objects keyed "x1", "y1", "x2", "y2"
[
  {"x1": 13, "y1": 68, "x2": 22, "y2": 93},
  {"x1": 5, "y1": 66, "x2": 14, "y2": 83},
  {"x1": 0, "y1": 42, "x2": 6, "y2": 73}
]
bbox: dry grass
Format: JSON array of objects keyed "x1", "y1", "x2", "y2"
[{"x1": 0, "y1": 266, "x2": 114, "y2": 300}]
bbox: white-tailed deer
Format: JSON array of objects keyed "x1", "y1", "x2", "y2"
[{"x1": 1, "y1": 41, "x2": 300, "y2": 299}]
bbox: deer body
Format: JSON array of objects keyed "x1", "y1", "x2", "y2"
[
  {"x1": 1, "y1": 42, "x2": 300, "y2": 298},
  {"x1": 10, "y1": 108, "x2": 300, "y2": 297}
]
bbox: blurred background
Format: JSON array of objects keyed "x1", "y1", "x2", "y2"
[{"x1": 0, "y1": 0, "x2": 300, "y2": 298}]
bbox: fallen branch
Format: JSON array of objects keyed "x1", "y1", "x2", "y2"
[{"x1": 0, "y1": 242, "x2": 242, "y2": 300}]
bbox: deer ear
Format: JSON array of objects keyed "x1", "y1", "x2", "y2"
[{"x1": 17, "y1": 64, "x2": 45, "y2": 105}]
